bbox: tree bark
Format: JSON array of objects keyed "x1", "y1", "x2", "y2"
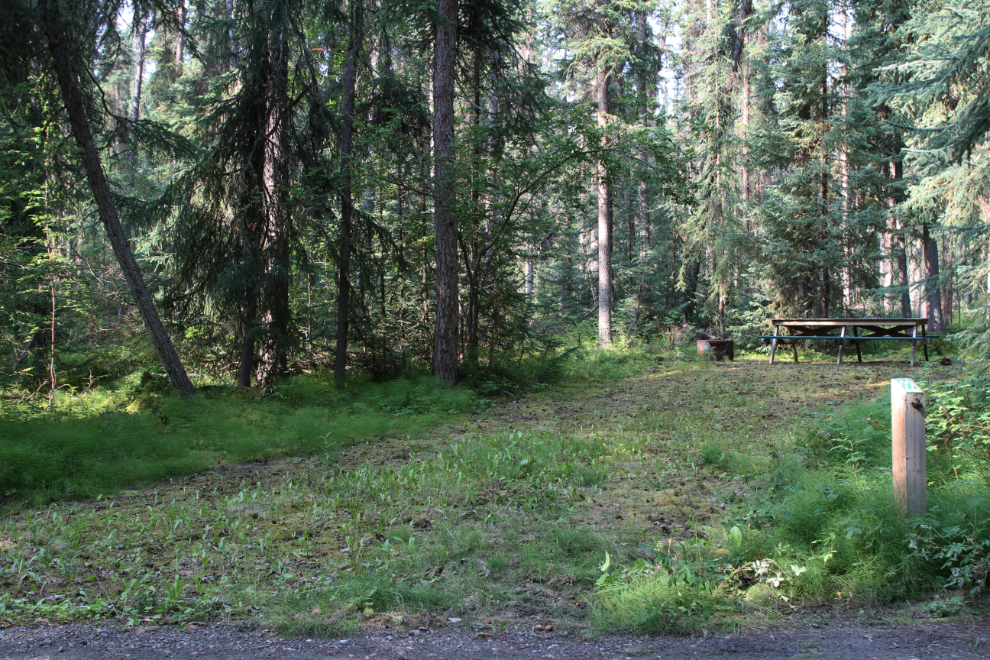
[
  {"x1": 465, "y1": 49, "x2": 483, "y2": 362},
  {"x1": 893, "y1": 161, "x2": 911, "y2": 317},
  {"x1": 922, "y1": 223, "x2": 944, "y2": 331},
  {"x1": 596, "y1": 68, "x2": 613, "y2": 347},
  {"x1": 257, "y1": 20, "x2": 292, "y2": 385},
  {"x1": 225, "y1": 0, "x2": 238, "y2": 71},
  {"x1": 820, "y1": 50, "x2": 829, "y2": 317},
  {"x1": 132, "y1": 11, "x2": 147, "y2": 122},
  {"x1": 334, "y1": 0, "x2": 364, "y2": 389},
  {"x1": 175, "y1": 0, "x2": 185, "y2": 75},
  {"x1": 431, "y1": 0, "x2": 459, "y2": 382},
  {"x1": 41, "y1": 0, "x2": 195, "y2": 395}
]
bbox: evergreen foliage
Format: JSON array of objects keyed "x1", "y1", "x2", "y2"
[{"x1": 0, "y1": 0, "x2": 988, "y2": 392}]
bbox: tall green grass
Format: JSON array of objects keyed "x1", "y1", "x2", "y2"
[{"x1": 0, "y1": 372, "x2": 476, "y2": 505}]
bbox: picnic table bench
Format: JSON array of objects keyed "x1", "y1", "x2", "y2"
[{"x1": 758, "y1": 318, "x2": 939, "y2": 366}]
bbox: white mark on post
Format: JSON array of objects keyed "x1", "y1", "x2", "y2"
[{"x1": 891, "y1": 378, "x2": 926, "y2": 517}]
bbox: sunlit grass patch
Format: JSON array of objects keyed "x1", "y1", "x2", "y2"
[{"x1": 0, "y1": 372, "x2": 476, "y2": 505}]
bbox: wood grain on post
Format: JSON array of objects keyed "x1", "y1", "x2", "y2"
[{"x1": 891, "y1": 378, "x2": 926, "y2": 517}]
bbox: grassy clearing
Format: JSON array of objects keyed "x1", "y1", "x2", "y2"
[
  {"x1": 3, "y1": 344, "x2": 931, "y2": 635},
  {"x1": 0, "y1": 372, "x2": 477, "y2": 505},
  {"x1": 0, "y1": 338, "x2": 675, "y2": 507}
]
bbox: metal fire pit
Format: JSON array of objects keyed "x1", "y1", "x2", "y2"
[{"x1": 697, "y1": 339, "x2": 734, "y2": 362}]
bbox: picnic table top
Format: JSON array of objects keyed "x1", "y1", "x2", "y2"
[{"x1": 771, "y1": 318, "x2": 928, "y2": 327}]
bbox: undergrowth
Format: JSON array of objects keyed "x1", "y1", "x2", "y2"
[
  {"x1": 0, "y1": 371, "x2": 476, "y2": 506},
  {"x1": 0, "y1": 429, "x2": 621, "y2": 628},
  {"x1": 8, "y1": 346, "x2": 947, "y2": 634},
  {"x1": 0, "y1": 333, "x2": 674, "y2": 507},
  {"x1": 593, "y1": 368, "x2": 990, "y2": 633}
]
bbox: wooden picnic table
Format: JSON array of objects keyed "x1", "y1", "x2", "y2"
[{"x1": 760, "y1": 318, "x2": 937, "y2": 366}]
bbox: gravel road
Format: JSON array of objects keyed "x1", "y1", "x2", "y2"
[{"x1": 2, "y1": 616, "x2": 990, "y2": 660}]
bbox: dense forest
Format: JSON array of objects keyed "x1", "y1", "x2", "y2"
[{"x1": 1, "y1": 0, "x2": 988, "y2": 395}]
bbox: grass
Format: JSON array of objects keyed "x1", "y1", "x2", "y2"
[
  {"x1": 592, "y1": 359, "x2": 990, "y2": 633},
  {"x1": 0, "y1": 344, "x2": 976, "y2": 635},
  {"x1": 0, "y1": 371, "x2": 477, "y2": 505}
]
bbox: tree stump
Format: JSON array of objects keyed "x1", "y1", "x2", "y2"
[{"x1": 697, "y1": 340, "x2": 734, "y2": 361}]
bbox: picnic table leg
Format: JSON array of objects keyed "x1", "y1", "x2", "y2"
[
  {"x1": 923, "y1": 325, "x2": 929, "y2": 361},
  {"x1": 837, "y1": 327, "x2": 846, "y2": 366},
  {"x1": 854, "y1": 326, "x2": 862, "y2": 363},
  {"x1": 792, "y1": 343, "x2": 799, "y2": 364},
  {"x1": 769, "y1": 327, "x2": 778, "y2": 365}
]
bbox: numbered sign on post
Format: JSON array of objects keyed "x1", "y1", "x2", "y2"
[{"x1": 891, "y1": 378, "x2": 926, "y2": 517}]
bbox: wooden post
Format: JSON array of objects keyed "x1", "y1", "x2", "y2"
[{"x1": 891, "y1": 378, "x2": 926, "y2": 517}]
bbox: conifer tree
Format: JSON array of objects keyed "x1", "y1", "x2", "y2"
[
  {"x1": 334, "y1": 0, "x2": 364, "y2": 389},
  {"x1": 749, "y1": 0, "x2": 882, "y2": 317},
  {"x1": 678, "y1": 0, "x2": 753, "y2": 334},
  {"x1": 880, "y1": 0, "x2": 990, "y2": 335},
  {"x1": 156, "y1": 0, "x2": 298, "y2": 387},
  {"x1": 549, "y1": 0, "x2": 653, "y2": 345},
  {"x1": 38, "y1": 0, "x2": 196, "y2": 395},
  {"x1": 431, "y1": 0, "x2": 460, "y2": 382}
]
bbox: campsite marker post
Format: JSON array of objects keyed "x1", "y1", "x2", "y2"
[{"x1": 891, "y1": 378, "x2": 926, "y2": 517}]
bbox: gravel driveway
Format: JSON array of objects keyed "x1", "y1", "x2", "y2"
[{"x1": 3, "y1": 616, "x2": 990, "y2": 659}]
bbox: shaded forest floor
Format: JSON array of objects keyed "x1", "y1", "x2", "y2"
[{"x1": 1, "y1": 353, "x2": 971, "y2": 648}]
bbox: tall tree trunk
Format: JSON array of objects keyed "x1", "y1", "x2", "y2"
[
  {"x1": 334, "y1": 0, "x2": 364, "y2": 389},
  {"x1": 893, "y1": 161, "x2": 911, "y2": 316},
  {"x1": 596, "y1": 68, "x2": 613, "y2": 347},
  {"x1": 41, "y1": 0, "x2": 195, "y2": 395},
  {"x1": 922, "y1": 223, "x2": 944, "y2": 332},
  {"x1": 132, "y1": 11, "x2": 147, "y2": 122},
  {"x1": 635, "y1": 14, "x2": 650, "y2": 264},
  {"x1": 942, "y1": 236, "x2": 953, "y2": 326},
  {"x1": 225, "y1": 0, "x2": 238, "y2": 70},
  {"x1": 740, "y1": 61, "x2": 750, "y2": 213},
  {"x1": 431, "y1": 0, "x2": 459, "y2": 382},
  {"x1": 897, "y1": 230, "x2": 911, "y2": 318},
  {"x1": 465, "y1": 49, "x2": 483, "y2": 363},
  {"x1": 421, "y1": 242, "x2": 431, "y2": 335},
  {"x1": 623, "y1": 188, "x2": 633, "y2": 263},
  {"x1": 420, "y1": 159, "x2": 431, "y2": 344},
  {"x1": 257, "y1": 21, "x2": 292, "y2": 385},
  {"x1": 238, "y1": 292, "x2": 257, "y2": 387},
  {"x1": 175, "y1": 0, "x2": 185, "y2": 75},
  {"x1": 819, "y1": 43, "x2": 829, "y2": 317}
]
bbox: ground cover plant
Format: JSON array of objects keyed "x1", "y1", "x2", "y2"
[
  {"x1": 593, "y1": 359, "x2": 990, "y2": 632},
  {"x1": 7, "y1": 346, "x2": 969, "y2": 636},
  {"x1": 0, "y1": 372, "x2": 477, "y2": 506},
  {"x1": 4, "y1": 0, "x2": 989, "y2": 638}
]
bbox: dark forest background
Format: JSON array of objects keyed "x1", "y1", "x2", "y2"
[{"x1": 1, "y1": 0, "x2": 988, "y2": 397}]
